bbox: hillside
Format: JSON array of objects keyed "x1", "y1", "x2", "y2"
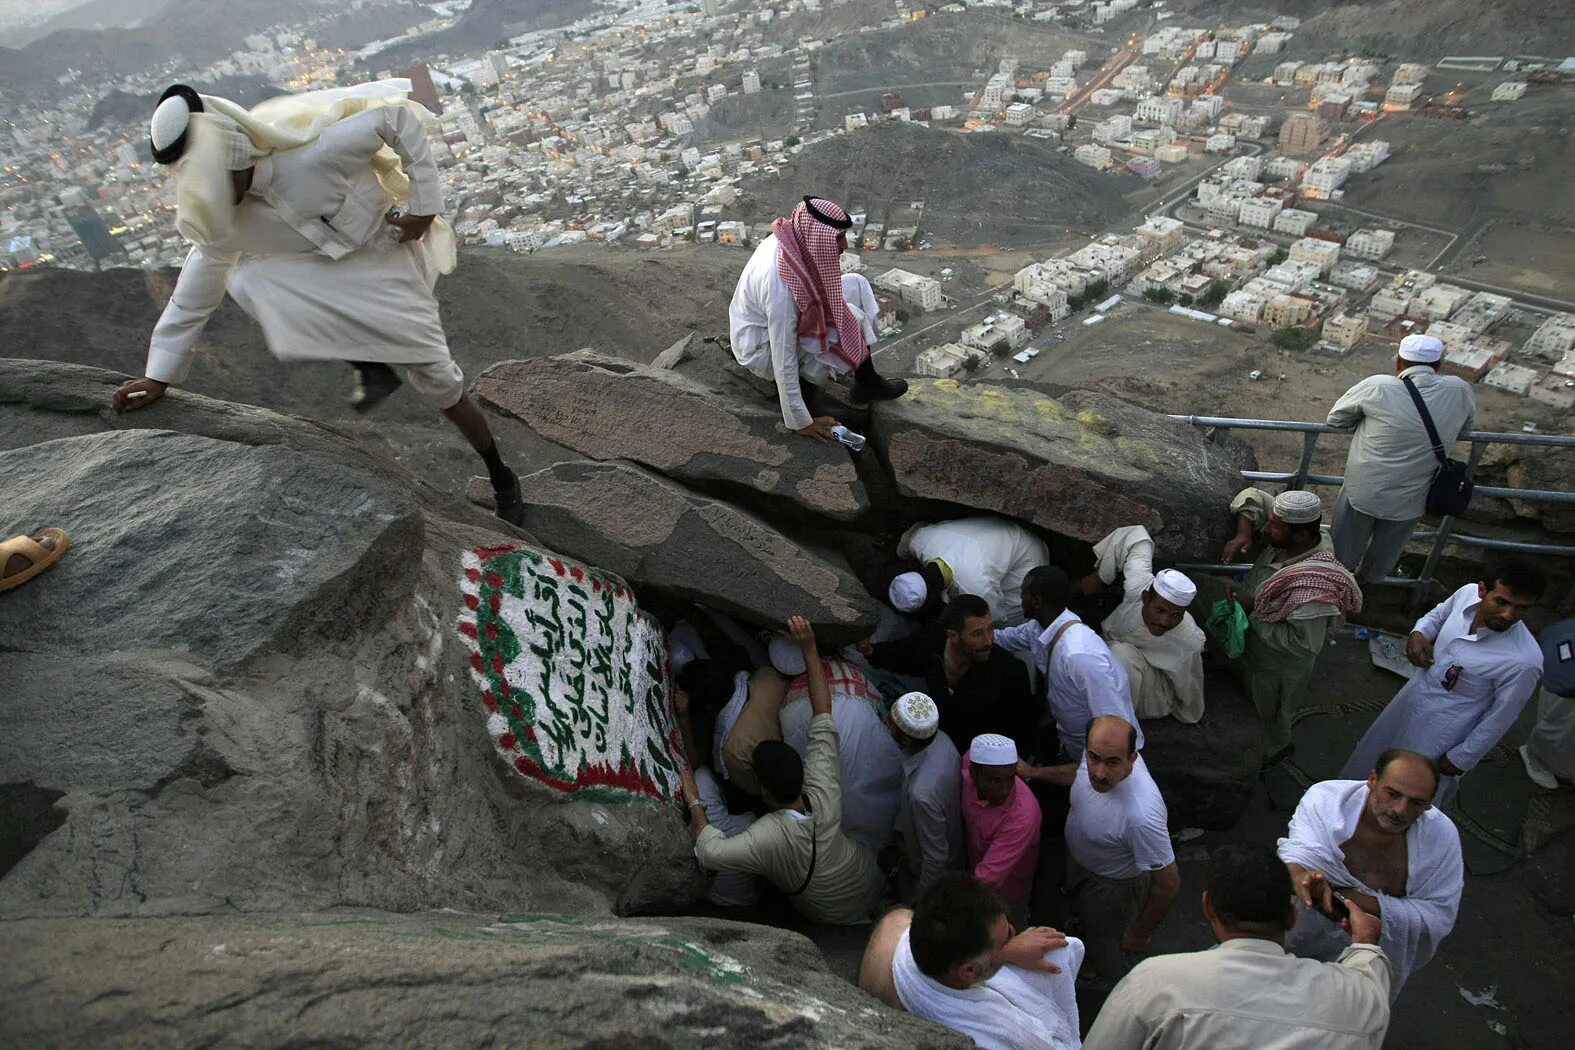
[{"x1": 366, "y1": 0, "x2": 600, "y2": 69}]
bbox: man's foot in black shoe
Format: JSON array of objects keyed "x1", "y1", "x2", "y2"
[
  {"x1": 493, "y1": 470, "x2": 525, "y2": 527},
  {"x1": 350, "y1": 361, "x2": 402, "y2": 413},
  {"x1": 851, "y1": 374, "x2": 909, "y2": 402}
]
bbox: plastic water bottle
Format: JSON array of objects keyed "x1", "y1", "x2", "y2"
[
  {"x1": 830, "y1": 425, "x2": 867, "y2": 452},
  {"x1": 1353, "y1": 627, "x2": 1375, "y2": 641}
]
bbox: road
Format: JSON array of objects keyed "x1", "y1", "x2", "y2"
[{"x1": 816, "y1": 81, "x2": 977, "y2": 103}]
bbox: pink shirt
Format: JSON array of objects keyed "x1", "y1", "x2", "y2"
[{"x1": 961, "y1": 750, "x2": 1042, "y2": 904}]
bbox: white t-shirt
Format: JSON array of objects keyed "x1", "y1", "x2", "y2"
[{"x1": 1065, "y1": 755, "x2": 1174, "y2": 880}]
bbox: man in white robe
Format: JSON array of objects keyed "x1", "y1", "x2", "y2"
[
  {"x1": 112, "y1": 81, "x2": 525, "y2": 524},
  {"x1": 1341, "y1": 561, "x2": 1545, "y2": 805},
  {"x1": 728, "y1": 196, "x2": 907, "y2": 441},
  {"x1": 1278, "y1": 751, "x2": 1463, "y2": 1000},
  {"x1": 888, "y1": 692, "x2": 966, "y2": 903},
  {"x1": 858, "y1": 872, "x2": 1083, "y2": 1050},
  {"x1": 1081, "y1": 526, "x2": 1206, "y2": 723},
  {"x1": 889, "y1": 516, "x2": 1049, "y2": 627}
]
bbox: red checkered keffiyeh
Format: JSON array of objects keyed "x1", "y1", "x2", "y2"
[
  {"x1": 772, "y1": 198, "x2": 869, "y2": 369},
  {"x1": 1252, "y1": 551, "x2": 1363, "y2": 624},
  {"x1": 784, "y1": 657, "x2": 874, "y2": 705}
]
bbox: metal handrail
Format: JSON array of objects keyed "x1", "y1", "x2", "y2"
[{"x1": 1168, "y1": 414, "x2": 1575, "y2": 613}]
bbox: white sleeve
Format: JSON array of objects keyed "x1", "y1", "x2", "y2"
[
  {"x1": 1410, "y1": 590, "x2": 1457, "y2": 642},
  {"x1": 993, "y1": 620, "x2": 1039, "y2": 654},
  {"x1": 1092, "y1": 525, "x2": 1156, "y2": 595},
  {"x1": 766, "y1": 273, "x2": 813, "y2": 431},
  {"x1": 145, "y1": 245, "x2": 240, "y2": 385},
  {"x1": 379, "y1": 104, "x2": 445, "y2": 216}
]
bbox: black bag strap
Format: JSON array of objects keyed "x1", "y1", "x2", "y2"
[
  {"x1": 786, "y1": 814, "x2": 819, "y2": 896},
  {"x1": 1401, "y1": 375, "x2": 1448, "y2": 466}
]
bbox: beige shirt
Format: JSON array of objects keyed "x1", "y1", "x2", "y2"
[
  {"x1": 695, "y1": 713, "x2": 883, "y2": 925},
  {"x1": 1327, "y1": 365, "x2": 1476, "y2": 521},
  {"x1": 1083, "y1": 938, "x2": 1391, "y2": 1050}
]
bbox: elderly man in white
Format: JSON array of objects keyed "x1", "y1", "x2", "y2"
[
  {"x1": 1080, "y1": 526, "x2": 1205, "y2": 723},
  {"x1": 1326, "y1": 332, "x2": 1476, "y2": 583},
  {"x1": 1279, "y1": 750, "x2": 1464, "y2": 1001},
  {"x1": 888, "y1": 516, "x2": 1050, "y2": 627},
  {"x1": 112, "y1": 81, "x2": 525, "y2": 523},
  {"x1": 1342, "y1": 560, "x2": 1545, "y2": 804}
]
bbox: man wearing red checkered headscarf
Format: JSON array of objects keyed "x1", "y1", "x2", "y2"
[{"x1": 729, "y1": 196, "x2": 908, "y2": 441}]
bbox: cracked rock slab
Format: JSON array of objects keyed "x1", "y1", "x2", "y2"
[
  {"x1": 473, "y1": 350, "x2": 870, "y2": 521},
  {"x1": 872, "y1": 381, "x2": 1257, "y2": 557}
]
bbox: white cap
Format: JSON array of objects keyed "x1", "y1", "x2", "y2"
[
  {"x1": 1398, "y1": 333, "x2": 1445, "y2": 364},
  {"x1": 1272, "y1": 489, "x2": 1323, "y2": 524},
  {"x1": 888, "y1": 571, "x2": 929, "y2": 613},
  {"x1": 892, "y1": 692, "x2": 939, "y2": 739},
  {"x1": 1151, "y1": 568, "x2": 1197, "y2": 607},
  {"x1": 970, "y1": 733, "x2": 1018, "y2": 766},
  {"x1": 768, "y1": 634, "x2": 807, "y2": 677},
  {"x1": 668, "y1": 640, "x2": 697, "y2": 676},
  {"x1": 150, "y1": 95, "x2": 192, "y2": 152}
]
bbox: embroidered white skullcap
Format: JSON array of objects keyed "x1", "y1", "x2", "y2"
[
  {"x1": 150, "y1": 95, "x2": 193, "y2": 154},
  {"x1": 889, "y1": 571, "x2": 928, "y2": 613},
  {"x1": 1398, "y1": 333, "x2": 1444, "y2": 364},
  {"x1": 768, "y1": 634, "x2": 807, "y2": 677},
  {"x1": 1151, "y1": 568, "x2": 1197, "y2": 607},
  {"x1": 970, "y1": 733, "x2": 1018, "y2": 766},
  {"x1": 892, "y1": 692, "x2": 939, "y2": 739},
  {"x1": 1272, "y1": 489, "x2": 1323, "y2": 524}
]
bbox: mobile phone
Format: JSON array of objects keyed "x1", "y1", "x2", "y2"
[{"x1": 1323, "y1": 891, "x2": 1351, "y2": 923}]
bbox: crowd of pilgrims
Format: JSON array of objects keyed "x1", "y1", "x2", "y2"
[{"x1": 667, "y1": 512, "x2": 1550, "y2": 1050}]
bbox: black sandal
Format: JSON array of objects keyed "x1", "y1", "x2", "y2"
[{"x1": 493, "y1": 475, "x2": 525, "y2": 527}]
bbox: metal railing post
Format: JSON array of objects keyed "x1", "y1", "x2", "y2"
[
  {"x1": 1410, "y1": 440, "x2": 1490, "y2": 615},
  {"x1": 1290, "y1": 431, "x2": 1319, "y2": 491}
]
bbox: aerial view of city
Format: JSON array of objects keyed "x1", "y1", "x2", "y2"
[{"x1": 2, "y1": 0, "x2": 1572, "y2": 1047}]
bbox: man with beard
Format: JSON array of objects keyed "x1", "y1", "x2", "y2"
[
  {"x1": 1017, "y1": 715, "x2": 1179, "y2": 990},
  {"x1": 1278, "y1": 749, "x2": 1464, "y2": 999}
]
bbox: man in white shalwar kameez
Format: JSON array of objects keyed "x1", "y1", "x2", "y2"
[
  {"x1": 1341, "y1": 561, "x2": 1545, "y2": 805},
  {"x1": 859, "y1": 872, "x2": 1083, "y2": 1050},
  {"x1": 1082, "y1": 526, "x2": 1206, "y2": 723},
  {"x1": 1278, "y1": 752, "x2": 1463, "y2": 1001},
  {"x1": 889, "y1": 516, "x2": 1049, "y2": 627},
  {"x1": 113, "y1": 81, "x2": 525, "y2": 524},
  {"x1": 728, "y1": 196, "x2": 908, "y2": 441}
]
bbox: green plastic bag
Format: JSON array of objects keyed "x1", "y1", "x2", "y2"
[{"x1": 1205, "y1": 599, "x2": 1249, "y2": 660}]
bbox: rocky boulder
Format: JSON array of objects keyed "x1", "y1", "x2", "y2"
[
  {"x1": 471, "y1": 459, "x2": 880, "y2": 640},
  {"x1": 1141, "y1": 685, "x2": 1261, "y2": 831},
  {"x1": 870, "y1": 380, "x2": 1257, "y2": 557},
  {"x1": 0, "y1": 911, "x2": 970, "y2": 1049},
  {"x1": 473, "y1": 350, "x2": 871, "y2": 522},
  {"x1": 0, "y1": 359, "x2": 702, "y2": 920}
]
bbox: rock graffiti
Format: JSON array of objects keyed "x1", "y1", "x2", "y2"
[{"x1": 456, "y1": 544, "x2": 682, "y2": 803}]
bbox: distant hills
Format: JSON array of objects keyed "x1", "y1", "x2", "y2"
[{"x1": 364, "y1": 0, "x2": 601, "y2": 71}]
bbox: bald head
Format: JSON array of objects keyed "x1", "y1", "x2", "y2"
[{"x1": 1084, "y1": 715, "x2": 1138, "y2": 793}]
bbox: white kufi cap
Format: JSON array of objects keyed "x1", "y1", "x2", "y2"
[
  {"x1": 1151, "y1": 568, "x2": 1197, "y2": 607},
  {"x1": 150, "y1": 95, "x2": 193, "y2": 154},
  {"x1": 970, "y1": 733, "x2": 1018, "y2": 766},
  {"x1": 768, "y1": 634, "x2": 807, "y2": 677},
  {"x1": 1398, "y1": 333, "x2": 1445, "y2": 364},
  {"x1": 1272, "y1": 489, "x2": 1323, "y2": 524},
  {"x1": 892, "y1": 692, "x2": 939, "y2": 740},
  {"x1": 888, "y1": 571, "x2": 929, "y2": 613}
]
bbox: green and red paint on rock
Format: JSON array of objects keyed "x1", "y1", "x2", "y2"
[{"x1": 457, "y1": 544, "x2": 681, "y2": 803}]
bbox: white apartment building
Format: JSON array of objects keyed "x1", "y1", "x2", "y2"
[
  {"x1": 1223, "y1": 155, "x2": 1265, "y2": 180},
  {"x1": 1075, "y1": 143, "x2": 1113, "y2": 169},
  {"x1": 707, "y1": 83, "x2": 727, "y2": 103},
  {"x1": 1156, "y1": 143, "x2": 1189, "y2": 163},
  {"x1": 1301, "y1": 156, "x2": 1352, "y2": 198},
  {"x1": 1064, "y1": 50, "x2": 1087, "y2": 67},
  {"x1": 1135, "y1": 215, "x2": 1185, "y2": 255},
  {"x1": 983, "y1": 73, "x2": 1012, "y2": 108},
  {"x1": 1065, "y1": 240, "x2": 1142, "y2": 283},
  {"x1": 1238, "y1": 197, "x2": 1285, "y2": 228},
  {"x1": 1413, "y1": 283, "x2": 1471, "y2": 321},
  {"x1": 916, "y1": 342, "x2": 984, "y2": 377},
  {"x1": 962, "y1": 313, "x2": 1028, "y2": 351},
  {"x1": 1384, "y1": 82, "x2": 1424, "y2": 110},
  {"x1": 1261, "y1": 259, "x2": 1324, "y2": 293},
  {"x1": 742, "y1": 70, "x2": 761, "y2": 94},
  {"x1": 1344, "y1": 228, "x2": 1396, "y2": 260},
  {"x1": 1206, "y1": 133, "x2": 1236, "y2": 153},
  {"x1": 1093, "y1": 115, "x2": 1133, "y2": 144},
  {"x1": 1492, "y1": 81, "x2": 1528, "y2": 101},
  {"x1": 1525, "y1": 313, "x2": 1575, "y2": 358},
  {"x1": 1425, "y1": 320, "x2": 1474, "y2": 354},
  {"x1": 1344, "y1": 140, "x2": 1391, "y2": 172},
  {"x1": 1191, "y1": 95, "x2": 1225, "y2": 121},
  {"x1": 1005, "y1": 102, "x2": 1035, "y2": 126},
  {"x1": 1264, "y1": 155, "x2": 1304, "y2": 180},
  {"x1": 1273, "y1": 208, "x2": 1319, "y2": 236},
  {"x1": 1221, "y1": 289, "x2": 1268, "y2": 324},
  {"x1": 1321, "y1": 311, "x2": 1368, "y2": 350},
  {"x1": 845, "y1": 112, "x2": 869, "y2": 131},
  {"x1": 1392, "y1": 63, "x2": 1428, "y2": 85},
  {"x1": 1273, "y1": 61, "x2": 1305, "y2": 83},
  {"x1": 1136, "y1": 97, "x2": 1185, "y2": 125},
  {"x1": 1050, "y1": 59, "x2": 1076, "y2": 79},
  {"x1": 1014, "y1": 258, "x2": 1089, "y2": 300},
  {"x1": 875, "y1": 267, "x2": 944, "y2": 310}
]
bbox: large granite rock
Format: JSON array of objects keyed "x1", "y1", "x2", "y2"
[
  {"x1": 474, "y1": 459, "x2": 881, "y2": 640},
  {"x1": 0, "y1": 359, "x2": 702, "y2": 920},
  {"x1": 0, "y1": 911, "x2": 971, "y2": 1049},
  {"x1": 1141, "y1": 683, "x2": 1260, "y2": 830},
  {"x1": 871, "y1": 380, "x2": 1256, "y2": 557},
  {"x1": 473, "y1": 349, "x2": 871, "y2": 521}
]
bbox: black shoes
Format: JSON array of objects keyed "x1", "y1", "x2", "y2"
[
  {"x1": 850, "y1": 374, "x2": 909, "y2": 402},
  {"x1": 350, "y1": 361, "x2": 403, "y2": 413}
]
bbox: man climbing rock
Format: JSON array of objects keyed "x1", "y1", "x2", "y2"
[
  {"x1": 111, "y1": 80, "x2": 525, "y2": 525},
  {"x1": 728, "y1": 196, "x2": 908, "y2": 441}
]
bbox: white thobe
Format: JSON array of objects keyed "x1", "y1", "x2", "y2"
[
  {"x1": 1277, "y1": 780, "x2": 1463, "y2": 1000},
  {"x1": 1091, "y1": 526, "x2": 1206, "y2": 723},
  {"x1": 1083, "y1": 938, "x2": 1391, "y2": 1050},
  {"x1": 1341, "y1": 583, "x2": 1543, "y2": 804},
  {"x1": 781, "y1": 676, "x2": 905, "y2": 856},
  {"x1": 898, "y1": 517, "x2": 1049, "y2": 627},
  {"x1": 727, "y1": 235, "x2": 878, "y2": 430},
  {"x1": 892, "y1": 927, "x2": 1084, "y2": 1050},
  {"x1": 1326, "y1": 366, "x2": 1476, "y2": 521},
  {"x1": 146, "y1": 105, "x2": 450, "y2": 385},
  {"x1": 896, "y1": 732, "x2": 966, "y2": 902},
  {"x1": 997, "y1": 610, "x2": 1142, "y2": 756}
]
